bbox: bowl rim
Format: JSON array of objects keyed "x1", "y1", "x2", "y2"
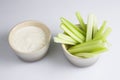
[{"x1": 8, "y1": 20, "x2": 51, "y2": 54}]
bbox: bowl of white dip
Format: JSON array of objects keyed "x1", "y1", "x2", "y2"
[{"x1": 8, "y1": 20, "x2": 51, "y2": 62}]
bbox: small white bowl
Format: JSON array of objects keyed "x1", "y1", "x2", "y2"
[
  {"x1": 62, "y1": 44, "x2": 99, "y2": 67},
  {"x1": 8, "y1": 20, "x2": 51, "y2": 62}
]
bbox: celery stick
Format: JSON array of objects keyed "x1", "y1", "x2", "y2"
[
  {"x1": 93, "y1": 34, "x2": 103, "y2": 40},
  {"x1": 76, "y1": 12, "x2": 86, "y2": 31},
  {"x1": 102, "y1": 27, "x2": 112, "y2": 38},
  {"x1": 91, "y1": 47, "x2": 108, "y2": 54},
  {"x1": 61, "y1": 17, "x2": 85, "y2": 40},
  {"x1": 68, "y1": 42, "x2": 105, "y2": 54},
  {"x1": 74, "y1": 47, "x2": 108, "y2": 58},
  {"x1": 94, "y1": 27, "x2": 112, "y2": 40},
  {"x1": 61, "y1": 17, "x2": 86, "y2": 36},
  {"x1": 86, "y1": 14, "x2": 94, "y2": 41},
  {"x1": 93, "y1": 15, "x2": 98, "y2": 38},
  {"x1": 60, "y1": 24, "x2": 83, "y2": 43},
  {"x1": 74, "y1": 53, "x2": 96, "y2": 58},
  {"x1": 54, "y1": 37, "x2": 76, "y2": 45},
  {"x1": 58, "y1": 33, "x2": 77, "y2": 43},
  {"x1": 69, "y1": 40, "x2": 102, "y2": 50},
  {"x1": 94, "y1": 21, "x2": 107, "y2": 38}
]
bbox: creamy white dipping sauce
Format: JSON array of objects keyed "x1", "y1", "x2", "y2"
[{"x1": 11, "y1": 26, "x2": 46, "y2": 53}]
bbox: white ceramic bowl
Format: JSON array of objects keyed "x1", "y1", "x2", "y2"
[
  {"x1": 62, "y1": 44, "x2": 99, "y2": 67},
  {"x1": 8, "y1": 20, "x2": 51, "y2": 62}
]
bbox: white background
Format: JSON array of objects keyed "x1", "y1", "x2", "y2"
[{"x1": 0, "y1": 0, "x2": 119, "y2": 80}]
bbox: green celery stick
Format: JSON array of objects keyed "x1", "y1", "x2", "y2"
[
  {"x1": 68, "y1": 41, "x2": 105, "y2": 54},
  {"x1": 74, "y1": 53, "x2": 96, "y2": 58},
  {"x1": 102, "y1": 27, "x2": 112, "y2": 39},
  {"x1": 91, "y1": 47, "x2": 108, "y2": 54},
  {"x1": 69, "y1": 40, "x2": 102, "y2": 50},
  {"x1": 94, "y1": 21, "x2": 107, "y2": 38},
  {"x1": 93, "y1": 15, "x2": 98, "y2": 38},
  {"x1": 60, "y1": 24, "x2": 83, "y2": 43},
  {"x1": 57, "y1": 33, "x2": 77, "y2": 43},
  {"x1": 94, "y1": 27, "x2": 112, "y2": 41},
  {"x1": 74, "y1": 47, "x2": 108, "y2": 58},
  {"x1": 93, "y1": 33, "x2": 103, "y2": 40},
  {"x1": 61, "y1": 17, "x2": 86, "y2": 36},
  {"x1": 86, "y1": 14, "x2": 94, "y2": 41},
  {"x1": 61, "y1": 17, "x2": 85, "y2": 40},
  {"x1": 54, "y1": 37, "x2": 76, "y2": 45},
  {"x1": 76, "y1": 12, "x2": 86, "y2": 31}
]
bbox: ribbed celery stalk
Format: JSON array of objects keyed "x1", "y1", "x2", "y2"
[
  {"x1": 54, "y1": 37, "x2": 76, "y2": 45},
  {"x1": 68, "y1": 41, "x2": 105, "y2": 54},
  {"x1": 94, "y1": 21, "x2": 107, "y2": 38},
  {"x1": 68, "y1": 40, "x2": 102, "y2": 50},
  {"x1": 94, "y1": 27, "x2": 112, "y2": 41},
  {"x1": 93, "y1": 15, "x2": 98, "y2": 38},
  {"x1": 61, "y1": 17, "x2": 85, "y2": 41},
  {"x1": 60, "y1": 24, "x2": 83, "y2": 43},
  {"x1": 76, "y1": 12, "x2": 86, "y2": 31},
  {"x1": 86, "y1": 14, "x2": 94, "y2": 41},
  {"x1": 57, "y1": 33, "x2": 77, "y2": 44}
]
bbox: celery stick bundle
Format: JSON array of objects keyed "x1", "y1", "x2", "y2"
[{"x1": 54, "y1": 12, "x2": 112, "y2": 58}]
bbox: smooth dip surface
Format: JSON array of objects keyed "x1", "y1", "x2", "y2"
[{"x1": 11, "y1": 26, "x2": 46, "y2": 53}]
